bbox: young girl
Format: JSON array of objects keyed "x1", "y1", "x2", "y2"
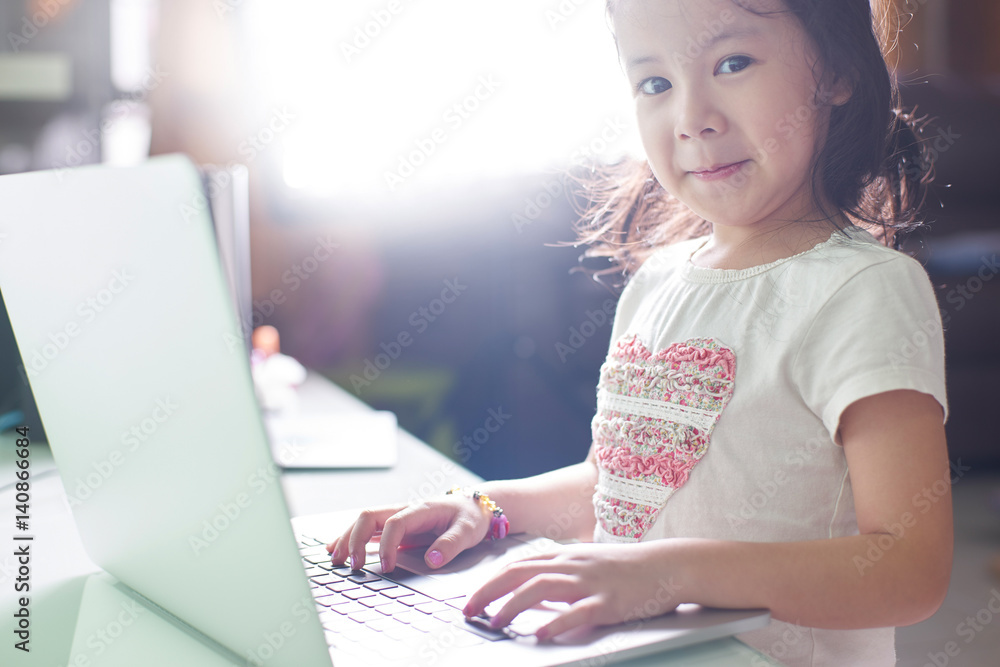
[{"x1": 328, "y1": 1, "x2": 951, "y2": 664}]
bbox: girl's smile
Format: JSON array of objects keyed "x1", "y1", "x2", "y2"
[{"x1": 689, "y1": 159, "x2": 751, "y2": 181}]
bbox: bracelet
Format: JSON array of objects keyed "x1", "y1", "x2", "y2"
[{"x1": 446, "y1": 487, "x2": 510, "y2": 541}]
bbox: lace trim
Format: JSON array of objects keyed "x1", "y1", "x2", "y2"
[
  {"x1": 597, "y1": 469, "x2": 675, "y2": 507},
  {"x1": 597, "y1": 389, "x2": 719, "y2": 431}
]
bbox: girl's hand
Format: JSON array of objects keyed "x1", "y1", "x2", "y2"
[
  {"x1": 325, "y1": 496, "x2": 492, "y2": 572},
  {"x1": 462, "y1": 541, "x2": 683, "y2": 640}
]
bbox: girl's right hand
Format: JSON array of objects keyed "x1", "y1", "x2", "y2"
[{"x1": 325, "y1": 495, "x2": 493, "y2": 573}]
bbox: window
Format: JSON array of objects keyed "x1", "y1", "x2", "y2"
[{"x1": 242, "y1": 0, "x2": 640, "y2": 198}]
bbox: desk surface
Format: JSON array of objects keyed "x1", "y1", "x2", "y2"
[{"x1": 0, "y1": 373, "x2": 783, "y2": 667}]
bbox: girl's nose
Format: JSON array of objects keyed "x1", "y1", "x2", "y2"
[{"x1": 674, "y1": 89, "x2": 726, "y2": 141}]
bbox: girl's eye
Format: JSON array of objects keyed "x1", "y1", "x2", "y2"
[
  {"x1": 637, "y1": 77, "x2": 671, "y2": 96},
  {"x1": 717, "y1": 55, "x2": 753, "y2": 75}
]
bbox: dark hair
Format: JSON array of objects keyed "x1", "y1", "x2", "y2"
[{"x1": 574, "y1": 0, "x2": 936, "y2": 283}]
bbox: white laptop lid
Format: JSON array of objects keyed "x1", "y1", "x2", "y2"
[{"x1": 0, "y1": 155, "x2": 330, "y2": 666}]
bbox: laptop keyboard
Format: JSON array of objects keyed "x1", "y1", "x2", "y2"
[{"x1": 297, "y1": 535, "x2": 508, "y2": 663}]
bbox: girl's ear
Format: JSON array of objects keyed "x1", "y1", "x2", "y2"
[{"x1": 825, "y1": 72, "x2": 853, "y2": 107}]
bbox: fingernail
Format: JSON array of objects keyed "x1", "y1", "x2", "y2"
[
  {"x1": 350, "y1": 555, "x2": 360, "y2": 570},
  {"x1": 427, "y1": 550, "x2": 443, "y2": 567},
  {"x1": 490, "y1": 615, "x2": 504, "y2": 629},
  {"x1": 535, "y1": 627, "x2": 549, "y2": 641},
  {"x1": 380, "y1": 556, "x2": 387, "y2": 572},
  {"x1": 330, "y1": 546, "x2": 340, "y2": 561}
]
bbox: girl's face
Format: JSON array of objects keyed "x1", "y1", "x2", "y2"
[{"x1": 611, "y1": 0, "x2": 850, "y2": 230}]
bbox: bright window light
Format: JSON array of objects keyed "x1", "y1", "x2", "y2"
[{"x1": 242, "y1": 0, "x2": 642, "y2": 199}]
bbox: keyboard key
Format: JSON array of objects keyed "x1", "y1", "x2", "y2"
[
  {"x1": 359, "y1": 595, "x2": 395, "y2": 608},
  {"x1": 382, "y1": 587, "x2": 418, "y2": 600},
  {"x1": 319, "y1": 611, "x2": 354, "y2": 633},
  {"x1": 310, "y1": 574, "x2": 341, "y2": 586},
  {"x1": 330, "y1": 566, "x2": 354, "y2": 577},
  {"x1": 365, "y1": 616, "x2": 398, "y2": 632},
  {"x1": 349, "y1": 609, "x2": 386, "y2": 624},
  {"x1": 347, "y1": 571, "x2": 382, "y2": 584},
  {"x1": 397, "y1": 592, "x2": 434, "y2": 606},
  {"x1": 314, "y1": 594, "x2": 340, "y2": 607},
  {"x1": 303, "y1": 565, "x2": 326, "y2": 578},
  {"x1": 330, "y1": 600, "x2": 369, "y2": 616},
  {"x1": 435, "y1": 609, "x2": 465, "y2": 624},
  {"x1": 342, "y1": 588, "x2": 376, "y2": 600},
  {"x1": 445, "y1": 595, "x2": 469, "y2": 611},
  {"x1": 364, "y1": 580, "x2": 398, "y2": 592},
  {"x1": 462, "y1": 618, "x2": 512, "y2": 642},
  {"x1": 388, "y1": 609, "x2": 416, "y2": 624},
  {"x1": 414, "y1": 601, "x2": 451, "y2": 615},
  {"x1": 299, "y1": 535, "x2": 324, "y2": 547},
  {"x1": 451, "y1": 628, "x2": 487, "y2": 647},
  {"x1": 375, "y1": 601, "x2": 413, "y2": 617},
  {"x1": 407, "y1": 613, "x2": 440, "y2": 633},
  {"x1": 323, "y1": 595, "x2": 354, "y2": 607},
  {"x1": 303, "y1": 553, "x2": 333, "y2": 565},
  {"x1": 324, "y1": 580, "x2": 361, "y2": 594}
]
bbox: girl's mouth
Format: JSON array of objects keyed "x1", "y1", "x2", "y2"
[{"x1": 690, "y1": 160, "x2": 750, "y2": 181}]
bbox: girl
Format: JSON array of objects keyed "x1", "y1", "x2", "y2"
[{"x1": 328, "y1": 1, "x2": 951, "y2": 664}]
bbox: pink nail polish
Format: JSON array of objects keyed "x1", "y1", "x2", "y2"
[
  {"x1": 331, "y1": 546, "x2": 340, "y2": 561},
  {"x1": 427, "y1": 550, "x2": 443, "y2": 567},
  {"x1": 350, "y1": 555, "x2": 360, "y2": 570},
  {"x1": 536, "y1": 627, "x2": 549, "y2": 641}
]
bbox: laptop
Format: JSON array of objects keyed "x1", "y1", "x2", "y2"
[{"x1": 0, "y1": 156, "x2": 768, "y2": 666}]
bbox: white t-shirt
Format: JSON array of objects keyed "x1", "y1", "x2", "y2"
[{"x1": 591, "y1": 225, "x2": 948, "y2": 666}]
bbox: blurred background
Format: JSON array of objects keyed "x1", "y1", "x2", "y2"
[{"x1": 0, "y1": 0, "x2": 997, "y2": 483}]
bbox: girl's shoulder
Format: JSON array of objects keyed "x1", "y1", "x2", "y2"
[{"x1": 792, "y1": 225, "x2": 933, "y2": 292}]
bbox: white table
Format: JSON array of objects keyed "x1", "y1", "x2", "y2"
[{"x1": 0, "y1": 372, "x2": 783, "y2": 666}]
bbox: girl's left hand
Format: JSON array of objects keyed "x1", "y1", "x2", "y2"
[{"x1": 462, "y1": 541, "x2": 684, "y2": 640}]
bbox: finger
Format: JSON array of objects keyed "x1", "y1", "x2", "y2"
[
  {"x1": 378, "y1": 506, "x2": 451, "y2": 572},
  {"x1": 464, "y1": 560, "x2": 562, "y2": 617},
  {"x1": 486, "y1": 574, "x2": 581, "y2": 629},
  {"x1": 329, "y1": 515, "x2": 371, "y2": 563},
  {"x1": 347, "y1": 507, "x2": 401, "y2": 569},
  {"x1": 328, "y1": 522, "x2": 357, "y2": 564},
  {"x1": 535, "y1": 597, "x2": 604, "y2": 641},
  {"x1": 422, "y1": 516, "x2": 487, "y2": 570}
]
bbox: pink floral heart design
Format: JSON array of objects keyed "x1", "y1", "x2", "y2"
[{"x1": 593, "y1": 334, "x2": 736, "y2": 542}]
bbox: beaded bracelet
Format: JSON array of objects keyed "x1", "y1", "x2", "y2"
[{"x1": 446, "y1": 487, "x2": 510, "y2": 541}]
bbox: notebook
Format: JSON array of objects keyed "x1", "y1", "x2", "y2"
[{"x1": 0, "y1": 155, "x2": 769, "y2": 666}]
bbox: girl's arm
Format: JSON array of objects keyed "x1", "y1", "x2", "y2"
[
  {"x1": 674, "y1": 388, "x2": 952, "y2": 628},
  {"x1": 478, "y1": 458, "x2": 599, "y2": 543},
  {"x1": 331, "y1": 449, "x2": 599, "y2": 572},
  {"x1": 466, "y1": 389, "x2": 952, "y2": 635}
]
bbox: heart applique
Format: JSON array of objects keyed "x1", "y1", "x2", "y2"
[{"x1": 592, "y1": 334, "x2": 736, "y2": 542}]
